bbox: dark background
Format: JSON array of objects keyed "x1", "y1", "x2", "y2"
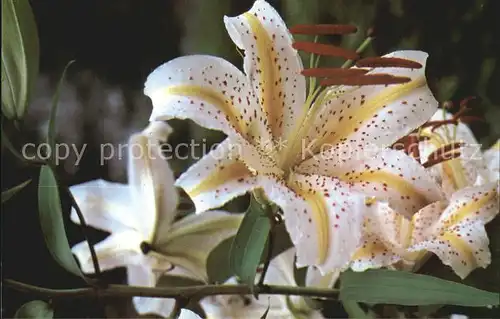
[{"x1": 2, "y1": 0, "x2": 499, "y2": 317}]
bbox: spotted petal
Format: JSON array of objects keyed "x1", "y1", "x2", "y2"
[
  {"x1": 262, "y1": 174, "x2": 367, "y2": 274},
  {"x1": 298, "y1": 148, "x2": 443, "y2": 217},
  {"x1": 432, "y1": 182, "x2": 499, "y2": 232},
  {"x1": 145, "y1": 55, "x2": 270, "y2": 142},
  {"x1": 483, "y1": 139, "x2": 499, "y2": 183},
  {"x1": 301, "y1": 50, "x2": 438, "y2": 159},
  {"x1": 224, "y1": 0, "x2": 306, "y2": 142},
  {"x1": 175, "y1": 138, "x2": 258, "y2": 213},
  {"x1": 409, "y1": 219, "x2": 491, "y2": 279}
]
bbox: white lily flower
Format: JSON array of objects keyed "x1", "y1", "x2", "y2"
[
  {"x1": 419, "y1": 109, "x2": 491, "y2": 197},
  {"x1": 200, "y1": 248, "x2": 324, "y2": 319},
  {"x1": 483, "y1": 139, "x2": 499, "y2": 183},
  {"x1": 70, "y1": 121, "x2": 242, "y2": 318},
  {"x1": 144, "y1": 0, "x2": 442, "y2": 274},
  {"x1": 341, "y1": 182, "x2": 499, "y2": 279}
]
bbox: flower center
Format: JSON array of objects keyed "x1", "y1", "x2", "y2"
[{"x1": 140, "y1": 241, "x2": 152, "y2": 255}]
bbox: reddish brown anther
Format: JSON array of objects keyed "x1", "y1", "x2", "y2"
[
  {"x1": 405, "y1": 134, "x2": 421, "y2": 162},
  {"x1": 301, "y1": 68, "x2": 368, "y2": 77},
  {"x1": 421, "y1": 96, "x2": 482, "y2": 131},
  {"x1": 355, "y1": 57, "x2": 422, "y2": 69},
  {"x1": 423, "y1": 150, "x2": 461, "y2": 168},
  {"x1": 320, "y1": 74, "x2": 411, "y2": 86},
  {"x1": 292, "y1": 41, "x2": 359, "y2": 60},
  {"x1": 427, "y1": 142, "x2": 464, "y2": 162},
  {"x1": 290, "y1": 24, "x2": 358, "y2": 35}
]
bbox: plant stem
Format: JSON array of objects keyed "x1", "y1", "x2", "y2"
[
  {"x1": 4, "y1": 279, "x2": 340, "y2": 301},
  {"x1": 62, "y1": 185, "x2": 102, "y2": 277}
]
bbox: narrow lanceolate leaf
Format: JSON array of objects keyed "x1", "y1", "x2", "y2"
[
  {"x1": 1, "y1": 0, "x2": 39, "y2": 119},
  {"x1": 207, "y1": 236, "x2": 233, "y2": 284},
  {"x1": 229, "y1": 197, "x2": 271, "y2": 291},
  {"x1": 38, "y1": 165, "x2": 83, "y2": 277},
  {"x1": 2, "y1": 179, "x2": 31, "y2": 203},
  {"x1": 14, "y1": 300, "x2": 54, "y2": 318},
  {"x1": 340, "y1": 269, "x2": 499, "y2": 307},
  {"x1": 47, "y1": 60, "x2": 74, "y2": 153}
]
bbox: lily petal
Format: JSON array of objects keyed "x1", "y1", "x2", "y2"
[
  {"x1": 175, "y1": 139, "x2": 258, "y2": 213},
  {"x1": 410, "y1": 201, "x2": 447, "y2": 244},
  {"x1": 128, "y1": 121, "x2": 180, "y2": 242},
  {"x1": 156, "y1": 210, "x2": 242, "y2": 281},
  {"x1": 298, "y1": 148, "x2": 443, "y2": 217},
  {"x1": 434, "y1": 182, "x2": 499, "y2": 231},
  {"x1": 305, "y1": 266, "x2": 340, "y2": 289},
  {"x1": 128, "y1": 265, "x2": 176, "y2": 318},
  {"x1": 483, "y1": 139, "x2": 499, "y2": 182},
  {"x1": 350, "y1": 233, "x2": 401, "y2": 272},
  {"x1": 419, "y1": 110, "x2": 490, "y2": 196},
  {"x1": 409, "y1": 219, "x2": 491, "y2": 279},
  {"x1": 263, "y1": 174, "x2": 367, "y2": 274},
  {"x1": 72, "y1": 230, "x2": 143, "y2": 273},
  {"x1": 223, "y1": 0, "x2": 306, "y2": 142},
  {"x1": 145, "y1": 54, "x2": 270, "y2": 142},
  {"x1": 302, "y1": 50, "x2": 437, "y2": 157},
  {"x1": 69, "y1": 179, "x2": 137, "y2": 233}
]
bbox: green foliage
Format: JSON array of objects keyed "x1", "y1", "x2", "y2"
[
  {"x1": 46, "y1": 61, "x2": 74, "y2": 152},
  {"x1": 2, "y1": 179, "x2": 31, "y2": 203},
  {"x1": 340, "y1": 269, "x2": 499, "y2": 306},
  {"x1": 14, "y1": 300, "x2": 54, "y2": 318},
  {"x1": 229, "y1": 196, "x2": 271, "y2": 291},
  {"x1": 1, "y1": 0, "x2": 39, "y2": 120},
  {"x1": 38, "y1": 165, "x2": 83, "y2": 277}
]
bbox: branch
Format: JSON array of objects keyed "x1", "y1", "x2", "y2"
[
  {"x1": 62, "y1": 185, "x2": 102, "y2": 277},
  {"x1": 4, "y1": 279, "x2": 339, "y2": 301}
]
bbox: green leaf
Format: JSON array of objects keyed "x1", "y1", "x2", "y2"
[
  {"x1": 207, "y1": 236, "x2": 233, "y2": 284},
  {"x1": 340, "y1": 269, "x2": 499, "y2": 307},
  {"x1": 2, "y1": 179, "x2": 31, "y2": 203},
  {"x1": 14, "y1": 300, "x2": 54, "y2": 318},
  {"x1": 38, "y1": 165, "x2": 83, "y2": 277},
  {"x1": 207, "y1": 222, "x2": 293, "y2": 284},
  {"x1": 47, "y1": 60, "x2": 74, "y2": 153},
  {"x1": 229, "y1": 196, "x2": 271, "y2": 291},
  {"x1": 1, "y1": 0, "x2": 39, "y2": 119},
  {"x1": 341, "y1": 299, "x2": 372, "y2": 319}
]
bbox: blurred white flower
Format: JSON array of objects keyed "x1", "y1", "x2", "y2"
[{"x1": 71, "y1": 121, "x2": 242, "y2": 318}]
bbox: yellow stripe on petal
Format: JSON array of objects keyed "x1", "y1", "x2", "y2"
[
  {"x1": 341, "y1": 170, "x2": 428, "y2": 208},
  {"x1": 290, "y1": 183, "x2": 329, "y2": 265},
  {"x1": 157, "y1": 85, "x2": 247, "y2": 134},
  {"x1": 186, "y1": 162, "x2": 252, "y2": 197},
  {"x1": 443, "y1": 190, "x2": 498, "y2": 227},
  {"x1": 320, "y1": 77, "x2": 426, "y2": 147},
  {"x1": 352, "y1": 240, "x2": 388, "y2": 261},
  {"x1": 439, "y1": 232, "x2": 475, "y2": 268},
  {"x1": 243, "y1": 12, "x2": 284, "y2": 138}
]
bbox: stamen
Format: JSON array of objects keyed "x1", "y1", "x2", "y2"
[
  {"x1": 320, "y1": 74, "x2": 411, "y2": 86},
  {"x1": 290, "y1": 24, "x2": 358, "y2": 35},
  {"x1": 301, "y1": 68, "x2": 368, "y2": 77},
  {"x1": 423, "y1": 151, "x2": 461, "y2": 168},
  {"x1": 426, "y1": 142, "x2": 464, "y2": 162},
  {"x1": 292, "y1": 41, "x2": 359, "y2": 60},
  {"x1": 355, "y1": 57, "x2": 422, "y2": 69},
  {"x1": 405, "y1": 134, "x2": 421, "y2": 162}
]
